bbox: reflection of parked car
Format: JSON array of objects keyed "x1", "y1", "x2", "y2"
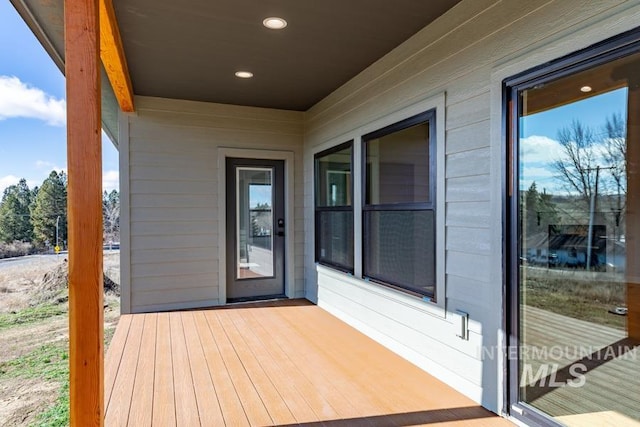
[
  {"x1": 533, "y1": 254, "x2": 548, "y2": 266},
  {"x1": 104, "y1": 242, "x2": 120, "y2": 250}
]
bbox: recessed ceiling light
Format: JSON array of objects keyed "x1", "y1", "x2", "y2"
[
  {"x1": 235, "y1": 71, "x2": 254, "y2": 79},
  {"x1": 580, "y1": 85, "x2": 592, "y2": 93},
  {"x1": 263, "y1": 17, "x2": 287, "y2": 30}
]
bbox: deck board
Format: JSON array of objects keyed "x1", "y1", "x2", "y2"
[
  {"x1": 152, "y1": 313, "x2": 176, "y2": 426},
  {"x1": 104, "y1": 314, "x2": 132, "y2": 411},
  {"x1": 169, "y1": 312, "x2": 200, "y2": 426},
  {"x1": 196, "y1": 311, "x2": 249, "y2": 426},
  {"x1": 205, "y1": 311, "x2": 273, "y2": 426},
  {"x1": 127, "y1": 313, "x2": 156, "y2": 427},
  {"x1": 217, "y1": 310, "x2": 297, "y2": 425},
  {"x1": 522, "y1": 306, "x2": 640, "y2": 424},
  {"x1": 277, "y1": 305, "x2": 436, "y2": 411},
  {"x1": 105, "y1": 314, "x2": 144, "y2": 426},
  {"x1": 254, "y1": 306, "x2": 392, "y2": 423},
  {"x1": 224, "y1": 308, "x2": 321, "y2": 423},
  {"x1": 248, "y1": 305, "x2": 370, "y2": 424},
  {"x1": 181, "y1": 312, "x2": 226, "y2": 426},
  {"x1": 105, "y1": 299, "x2": 512, "y2": 426}
]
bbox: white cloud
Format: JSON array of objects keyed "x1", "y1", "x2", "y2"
[
  {"x1": 520, "y1": 135, "x2": 563, "y2": 164},
  {"x1": 103, "y1": 170, "x2": 119, "y2": 192},
  {"x1": 35, "y1": 160, "x2": 55, "y2": 169},
  {"x1": 522, "y1": 167, "x2": 555, "y2": 179},
  {"x1": 0, "y1": 175, "x2": 39, "y2": 196},
  {"x1": 35, "y1": 161, "x2": 67, "y2": 177},
  {"x1": 2, "y1": 170, "x2": 117, "y2": 198},
  {"x1": 0, "y1": 175, "x2": 20, "y2": 195},
  {"x1": 0, "y1": 75, "x2": 66, "y2": 126}
]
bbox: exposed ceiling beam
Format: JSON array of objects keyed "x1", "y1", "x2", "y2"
[{"x1": 99, "y1": 0, "x2": 134, "y2": 112}]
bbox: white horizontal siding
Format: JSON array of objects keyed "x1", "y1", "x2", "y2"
[
  {"x1": 130, "y1": 232, "x2": 217, "y2": 250},
  {"x1": 446, "y1": 147, "x2": 491, "y2": 179},
  {"x1": 446, "y1": 91, "x2": 490, "y2": 130},
  {"x1": 446, "y1": 201, "x2": 491, "y2": 228},
  {"x1": 129, "y1": 179, "x2": 216, "y2": 196},
  {"x1": 446, "y1": 120, "x2": 490, "y2": 154},
  {"x1": 131, "y1": 274, "x2": 217, "y2": 292},
  {"x1": 131, "y1": 286, "x2": 218, "y2": 309},
  {"x1": 126, "y1": 97, "x2": 304, "y2": 313},
  {"x1": 446, "y1": 227, "x2": 492, "y2": 255},
  {"x1": 446, "y1": 175, "x2": 491, "y2": 202},
  {"x1": 303, "y1": 0, "x2": 638, "y2": 415},
  {"x1": 131, "y1": 248, "x2": 216, "y2": 264},
  {"x1": 130, "y1": 220, "x2": 217, "y2": 235}
]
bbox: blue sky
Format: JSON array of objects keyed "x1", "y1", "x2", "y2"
[
  {"x1": 519, "y1": 88, "x2": 627, "y2": 193},
  {"x1": 521, "y1": 89, "x2": 627, "y2": 140},
  {"x1": 0, "y1": 1, "x2": 119, "y2": 195}
]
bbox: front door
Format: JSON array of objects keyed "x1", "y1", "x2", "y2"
[{"x1": 226, "y1": 158, "x2": 285, "y2": 302}]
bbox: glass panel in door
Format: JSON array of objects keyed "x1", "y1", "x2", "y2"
[
  {"x1": 515, "y1": 51, "x2": 640, "y2": 425},
  {"x1": 236, "y1": 167, "x2": 274, "y2": 279}
]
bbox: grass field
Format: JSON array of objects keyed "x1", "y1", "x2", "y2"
[
  {"x1": 522, "y1": 266, "x2": 627, "y2": 330},
  {"x1": 0, "y1": 253, "x2": 120, "y2": 426}
]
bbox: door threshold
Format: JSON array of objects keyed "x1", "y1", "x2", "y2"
[{"x1": 226, "y1": 294, "x2": 288, "y2": 304}]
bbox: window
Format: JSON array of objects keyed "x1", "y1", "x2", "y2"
[
  {"x1": 315, "y1": 142, "x2": 354, "y2": 272},
  {"x1": 363, "y1": 110, "x2": 436, "y2": 297}
]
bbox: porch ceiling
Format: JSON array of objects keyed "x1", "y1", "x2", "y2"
[{"x1": 12, "y1": 0, "x2": 462, "y2": 111}]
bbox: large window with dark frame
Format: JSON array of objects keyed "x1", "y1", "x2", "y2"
[
  {"x1": 314, "y1": 142, "x2": 354, "y2": 272},
  {"x1": 507, "y1": 28, "x2": 640, "y2": 427},
  {"x1": 363, "y1": 110, "x2": 436, "y2": 297}
]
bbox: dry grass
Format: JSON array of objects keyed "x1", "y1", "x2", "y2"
[
  {"x1": 522, "y1": 266, "x2": 627, "y2": 329},
  {"x1": 0, "y1": 253, "x2": 120, "y2": 426},
  {"x1": 0, "y1": 242, "x2": 34, "y2": 260}
]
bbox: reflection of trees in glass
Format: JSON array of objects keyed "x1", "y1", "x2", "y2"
[
  {"x1": 251, "y1": 202, "x2": 272, "y2": 238},
  {"x1": 552, "y1": 115, "x2": 626, "y2": 232},
  {"x1": 523, "y1": 182, "x2": 560, "y2": 235},
  {"x1": 553, "y1": 119, "x2": 599, "y2": 205}
]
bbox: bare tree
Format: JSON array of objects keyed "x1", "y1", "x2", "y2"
[
  {"x1": 553, "y1": 120, "x2": 599, "y2": 206},
  {"x1": 103, "y1": 190, "x2": 120, "y2": 243},
  {"x1": 602, "y1": 113, "x2": 627, "y2": 197},
  {"x1": 552, "y1": 116, "x2": 627, "y2": 236}
]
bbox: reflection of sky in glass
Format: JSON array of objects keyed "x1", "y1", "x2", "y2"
[
  {"x1": 249, "y1": 184, "x2": 272, "y2": 208},
  {"x1": 521, "y1": 88, "x2": 627, "y2": 139},
  {"x1": 519, "y1": 88, "x2": 628, "y2": 192}
]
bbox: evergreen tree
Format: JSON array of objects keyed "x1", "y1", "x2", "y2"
[
  {"x1": 31, "y1": 171, "x2": 67, "y2": 248},
  {"x1": 523, "y1": 181, "x2": 560, "y2": 235},
  {"x1": 0, "y1": 179, "x2": 34, "y2": 243},
  {"x1": 524, "y1": 182, "x2": 540, "y2": 234}
]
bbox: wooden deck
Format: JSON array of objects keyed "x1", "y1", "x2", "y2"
[
  {"x1": 104, "y1": 299, "x2": 511, "y2": 426},
  {"x1": 523, "y1": 306, "x2": 640, "y2": 426}
]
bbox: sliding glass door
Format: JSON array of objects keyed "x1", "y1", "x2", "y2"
[{"x1": 508, "y1": 32, "x2": 640, "y2": 426}]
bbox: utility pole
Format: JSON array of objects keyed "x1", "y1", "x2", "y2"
[
  {"x1": 56, "y1": 215, "x2": 60, "y2": 254},
  {"x1": 586, "y1": 165, "x2": 614, "y2": 271},
  {"x1": 586, "y1": 166, "x2": 599, "y2": 271}
]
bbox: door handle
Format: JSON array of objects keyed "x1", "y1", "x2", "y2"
[{"x1": 277, "y1": 231, "x2": 285, "y2": 237}]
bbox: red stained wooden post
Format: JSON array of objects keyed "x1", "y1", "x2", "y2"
[{"x1": 64, "y1": 0, "x2": 104, "y2": 425}]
